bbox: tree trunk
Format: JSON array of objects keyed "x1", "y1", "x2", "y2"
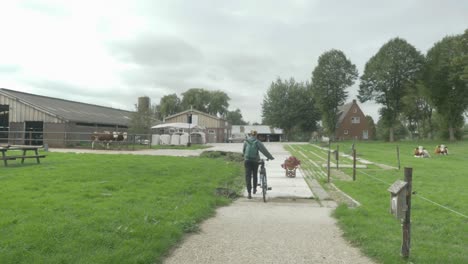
[
  {"x1": 449, "y1": 126, "x2": 455, "y2": 141},
  {"x1": 389, "y1": 127, "x2": 395, "y2": 142}
]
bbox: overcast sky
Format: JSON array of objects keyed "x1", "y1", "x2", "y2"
[{"x1": 0, "y1": 0, "x2": 466, "y2": 123}]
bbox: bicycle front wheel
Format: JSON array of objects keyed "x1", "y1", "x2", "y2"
[{"x1": 261, "y1": 172, "x2": 267, "y2": 202}]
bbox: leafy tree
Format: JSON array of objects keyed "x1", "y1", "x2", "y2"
[
  {"x1": 181, "y1": 88, "x2": 230, "y2": 116},
  {"x1": 207, "y1": 90, "x2": 230, "y2": 116},
  {"x1": 424, "y1": 32, "x2": 468, "y2": 141},
  {"x1": 358, "y1": 38, "x2": 424, "y2": 142},
  {"x1": 262, "y1": 78, "x2": 319, "y2": 138},
  {"x1": 226, "y1": 108, "x2": 247, "y2": 125},
  {"x1": 311, "y1": 49, "x2": 358, "y2": 139},
  {"x1": 458, "y1": 29, "x2": 468, "y2": 82},
  {"x1": 181, "y1": 88, "x2": 210, "y2": 112},
  {"x1": 158, "y1": 94, "x2": 181, "y2": 119},
  {"x1": 365, "y1": 115, "x2": 377, "y2": 140},
  {"x1": 375, "y1": 116, "x2": 408, "y2": 141},
  {"x1": 401, "y1": 82, "x2": 434, "y2": 139}
]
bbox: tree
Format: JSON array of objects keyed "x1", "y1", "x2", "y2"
[
  {"x1": 358, "y1": 38, "x2": 424, "y2": 142},
  {"x1": 226, "y1": 108, "x2": 247, "y2": 125},
  {"x1": 206, "y1": 90, "x2": 230, "y2": 116},
  {"x1": 181, "y1": 88, "x2": 210, "y2": 112},
  {"x1": 424, "y1": 32, "x2": 468, "y2": 141},
  {"x1": 311, "y1": 49, "x2": 358, "y2": 139},
  {"x1": 401, "y1": 82, "x2": 434, "y2": 139},
  {"x1": 158, "y1": 94, "x2": 181, "y2": 119},
  {"x1": 365, "y1": 115, "x2": 377, "y2": 140},
  {"x1": 262, "y1": 78, "x2": 319, "y2": 138},
  {"x1": 461, "y1": 29, "x2": 468, "y2": 81},
  {"x1": 375, "y1": 115, "x2": 408, "y2": 141},
  {"x1": 181, "y1": 88, "x2": 230, "y2": 116}
]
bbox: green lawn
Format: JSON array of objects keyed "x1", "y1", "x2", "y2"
[
  {"x1": 0, "y1": 152, "x2": 243, "y2": 264},
  {"x1": 287, "y1": 141, "x2": 468, "y2": 264}
]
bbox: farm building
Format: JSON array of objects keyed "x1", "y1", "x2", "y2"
[
  {"x1": 335, "y1": 99, "x2": 373, "y2": 140},
  {"x1": 0, "y1": 88, "x2": 134, "y2": 147},
  {"x1": 231, "y1": 125, "x2": 283, "y2": 142},
  {"x1": 163, "y1": 109, "x2": 229, "y2": 143}
]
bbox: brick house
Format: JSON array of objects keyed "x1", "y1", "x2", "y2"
[{"x1": 335, "y1": 99, "x2": 373, "y2": 140}]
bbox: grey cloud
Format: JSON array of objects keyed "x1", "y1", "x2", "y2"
[
  {"x1": 110, "y1": 35, "x2": 204, "y2": 67},
  {"x1": 215, "y1": 53, "x2": 277, "y2": 83}
]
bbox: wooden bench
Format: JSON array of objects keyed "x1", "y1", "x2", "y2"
[{"x1": 0, "y1": 146, "x2": 47, "y2": 166}]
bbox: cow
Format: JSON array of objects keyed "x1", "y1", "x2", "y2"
[
  {"x1": 115, "y1": 132, "x2": 128, "y2": 142},
  {"x1": 91, "y1": 131, "x2": 128, "y2": 149},
  {"x1": 414, "y1": 146, "x2": 430, "y2": 158},
  {"x1": 434, "y1": 144, "x2": 449, "y2": 155},
  {"x1": 91, "y1": 131, "x2": 115, "y2": 149}
]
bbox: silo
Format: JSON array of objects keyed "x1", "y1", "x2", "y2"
[{"x1": 138, "y1": 96, "x2": 150, "y2": 112}]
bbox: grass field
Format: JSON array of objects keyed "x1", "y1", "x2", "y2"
[
  {"x1": 287, "y1": 141, "x2": 468, "y2": 264},
  {"x1": 0, "y1": 152, "x2": 243, "y2": 264}
]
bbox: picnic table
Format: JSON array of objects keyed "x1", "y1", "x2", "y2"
[{"x1": 0, "y1": 145, "x2": 46, "y2": 167}]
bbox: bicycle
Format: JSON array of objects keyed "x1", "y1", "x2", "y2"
[{"x1": 258, "y1": 159, "x2": 272, "y2": 202}]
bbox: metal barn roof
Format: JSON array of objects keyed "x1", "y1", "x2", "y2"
[{"x1": 0, "y1": 88, "x2": 134, "y2": 126}]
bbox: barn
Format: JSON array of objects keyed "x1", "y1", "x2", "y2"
[
  {"x1": 0, "y1": 88, "x2": 134, "y2": 147},
  {"x1": 163, "y1": 109, "x2": 229, "y2": 143}
]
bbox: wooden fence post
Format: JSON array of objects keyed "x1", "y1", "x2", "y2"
[
  {"x1": 402, "y1": 167, "x2": 413, "y2": 258},
  {"x1": 352, "y1": 148, "x2": 356, "y2": 181},
  {"x1": 327, "y1": 140, "x2": 331, "y2": 183},
  {"x1": 397, "y1": 145, "x2": 401, "y2": 170},
  {"x1": 336, "y1": 145, "x2": 339, "y2": 169}
]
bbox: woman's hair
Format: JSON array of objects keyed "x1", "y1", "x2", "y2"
[{"x1": 250, "y1": 130, "x2": 257, "y2": 136}]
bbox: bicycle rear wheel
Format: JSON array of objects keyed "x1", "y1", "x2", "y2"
[{"x1": 260, "y1": 168, "x2": 267, "y2": 202}]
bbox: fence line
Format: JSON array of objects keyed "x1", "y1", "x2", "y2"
[
  {"x1": 358, "y1": 170, "x2": 467, "y2": 219},
  {"x1": 291, "y1": 144, "x2": 468, "y2": 219},
  {"x1": 0, "y1": 131, "x2": 152, "y2": 149},
  {"x1": 416, "y1": 195, "x2": 468, "y2": 218}
]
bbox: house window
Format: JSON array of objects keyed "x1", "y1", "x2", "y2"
[
  {"x1": 208, "y1": 129, "x2": 215, "y2": 134},
  {"x1": 344, "y1": 130, "x2": 349, "y2": 135},
  {"x1": 351, "y1": 117, "x2": 360, "y2": 124},
  {"x1": 353, "y1": 107, "x2": 357, "y2": 113},
  {"x1": 363, "y1": 130, "x2": 369, "y2": 139}
]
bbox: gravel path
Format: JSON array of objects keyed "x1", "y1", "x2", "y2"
[{"x1": 164, "y1": 199, "x2": 374, "y2": 264}]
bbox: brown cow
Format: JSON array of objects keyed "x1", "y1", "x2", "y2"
[
  {"x1": 91, "y1": 131, "x2": 115, "y2": 149},
  {"x1": 434, "y1": 144, "x2": 449, "y2": 155},
  {"x1": 414, "y1": 146, "x2": 430, "y2": 158}
]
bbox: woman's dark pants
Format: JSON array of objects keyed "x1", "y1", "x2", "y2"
[{"x1": 244, "y1": 160, "x2": 259, "y2": 194}]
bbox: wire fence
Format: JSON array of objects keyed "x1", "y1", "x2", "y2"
[
  {"x1": 291, "y1": 143, "x2": 468, "y2": 219},
  {"x1": 0, "y1": 131, "x2": 152, "y2": 150}
]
